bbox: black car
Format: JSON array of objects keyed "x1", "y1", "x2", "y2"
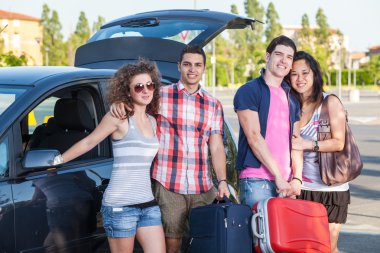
[{"x1": 0, "y1": 9, "x2": 257, "y2": 252}]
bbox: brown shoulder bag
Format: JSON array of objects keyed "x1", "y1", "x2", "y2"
[{"x1": 317, "y1": 94, "x2": 363, "y2": 185}]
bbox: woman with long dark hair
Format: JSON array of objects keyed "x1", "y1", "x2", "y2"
[{"x1": 288, "y1": 51, "x2": 350, "y2": 253}]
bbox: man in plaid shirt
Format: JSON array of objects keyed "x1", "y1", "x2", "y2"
[{"x1": 111, "y1": 45, "x2": 229, "y2": 253}]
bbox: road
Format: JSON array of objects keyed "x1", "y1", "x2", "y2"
[{"x1": 207, "y1": 87, "x2": 380, "y2": 252}]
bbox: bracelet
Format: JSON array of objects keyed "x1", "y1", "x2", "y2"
[
  {"x1": 292, "y1": 176, "x2": 303, "y2": 185},
  {"x1": 218, "y1": 179, "x2": 227, "y2": 185}
]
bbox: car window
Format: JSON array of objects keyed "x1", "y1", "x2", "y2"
[
  {"x1": 0, "y1": 137, "x2": 9, "y2": 178},
  {"x1": 0, "y1": 86, "x2": 27, "y2": 116},
  {"x1": 27, "y1": 97, "x2": 58, "y2": 134},
  {"x1": 22, "y1": 84, "x2": 111, "y2": 164},
  {"x1": 89, "y1": 20, "x2": 208, "y2": 45}
]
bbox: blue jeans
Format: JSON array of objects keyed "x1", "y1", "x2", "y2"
[{"x1": 239, "y1": 178, "x2": 279, "y2": 208}]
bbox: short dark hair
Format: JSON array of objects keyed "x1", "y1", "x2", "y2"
[
  {"x1": 289, "y1": 51, "x2": 324, "y2": 104},
  {"x1": 179, "y1": 45, "x2": 206, "y2": 65},
  {"x1": 266, "y1": 35, "x2": 297, "y2": 56}
]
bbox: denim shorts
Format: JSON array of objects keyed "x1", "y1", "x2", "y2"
[
  {"x1": 239, "y1": 178, "x2": 279, "y2": 208},
  {"x1": 101, "y1": 204, "x2": 162, "y2": 238}
]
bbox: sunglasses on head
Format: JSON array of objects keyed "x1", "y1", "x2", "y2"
[{"x1": 133, "y1": 81, "x2": 155, "y2": 93}]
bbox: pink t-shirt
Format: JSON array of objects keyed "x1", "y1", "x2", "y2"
[{"x1": 240, "y1": 85, "x2": 292, "y2": 181}]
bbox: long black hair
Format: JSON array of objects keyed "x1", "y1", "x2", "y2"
[{"x1": 288, "y1": 51, "x2": 324, "y2": 106}]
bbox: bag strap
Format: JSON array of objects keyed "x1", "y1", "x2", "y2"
[
  {"x1": 319, "y1": 94, "x2": 348, "y2": 126},
  {"x1": 319, "y1": 95, "x2": 330, "y2": 126},
  {"x1": 212, "y1": 196, "x2": 231, "y2": 204}
]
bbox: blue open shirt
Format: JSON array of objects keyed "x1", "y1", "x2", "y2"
[{"x1": 233, "y1": 69, "x2": 300, "y2": 171}]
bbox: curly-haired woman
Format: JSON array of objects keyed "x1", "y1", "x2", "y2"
[{"x1": 53, "y1": 59, "x2": 165, "y2": 253}]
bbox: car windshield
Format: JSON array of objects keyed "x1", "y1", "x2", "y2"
[
  {"x1": 89, "y1": 19, "x2": 208, "y2": 45},
  {"x1": 0, "y1": 86, "x2": 27, "y2": 116}
]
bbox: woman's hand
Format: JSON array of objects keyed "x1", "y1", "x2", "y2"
[{"x1": 292, "y1": 135, "x2": 308, "y2": 151}]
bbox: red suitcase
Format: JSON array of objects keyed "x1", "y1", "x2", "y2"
[{"x1": 251, "y1": 198, "x2": 331, "y2": 253}]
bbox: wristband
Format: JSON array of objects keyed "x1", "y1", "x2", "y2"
[
  {"x1": 218, "y1": 179, "x2": 227, "y2": 185},
  {"x1": 292, "y1": 176, "x2": 302, "y2": 185},
  {"x1": 53, "y1": 154, "x2": 64, "y2": 165}
]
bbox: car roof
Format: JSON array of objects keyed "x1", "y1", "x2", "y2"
[{"x1": 0, "y1": 66, "x2": 115, "y2": 86}]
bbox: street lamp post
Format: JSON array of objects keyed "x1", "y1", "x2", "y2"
[
  {"x1": 211, "y1": 39, "x2": 216, "y2": 97},
  {"x1": 338, "y1": 40, "x2": 342, "y2": 100},
  {"x1": 348, "y1": 53, "x2": 351, "y2": 89},
  {"x1": 353, "y1": 61, "x2": 358, "y2": 88}
]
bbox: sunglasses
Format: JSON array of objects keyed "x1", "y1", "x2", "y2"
[{"x1": 133, "y1": 81, "x2": 155, "y2": 93}]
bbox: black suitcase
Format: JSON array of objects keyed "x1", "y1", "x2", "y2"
[{"x1": 188, "y1": 197, "x2": 252, "y2": 253}]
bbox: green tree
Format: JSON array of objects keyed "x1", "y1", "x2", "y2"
[
  {"x1": 67, "y1": 11, "x2": 91, "y2": 65},
  {"x1": 368, "y1": 54, "x2": 380, "y2": 85},
  {"x1": 244, "y1": 0, "x2": 265, "y2": 44},
  {"x1": 315, "y1": 8, "x2": 330, "y2": 44},
  {"x1": 0, "y1": 51, "x2": 28, "y2": 67},
  {"x1": 314, "y1": 8, "x2": 333, "y2": 85},
  {"x1": 228, "y1": 4, "x2": 250, "y2": 84},
  {"x1": 264, "y1": 2, "x2": 282, "y2": 43},
  {"x1": 214, "y1": 36, "x2": 238, "y2": 86},
  {"x1": 0, "y1": 38, "x2": 4, "y2": 53},
  {"x1": 92, "y1": 16, "x2": 106, "y2": 34},
  {"x1": 242, "y1": 0, "x2": 266, "y2": 79},
  {"x1": 40, "y1": 4, "x2": 67, "y2": 65},
  {"x1": 231, "y1": 4, "x2": 239, "y2": 15},
  {"x1": 298, "y1": 14, "x2": 313, "y2": 52},
  {"x1": 75, "y1": 12, "x2": 91, "y2": 44}
]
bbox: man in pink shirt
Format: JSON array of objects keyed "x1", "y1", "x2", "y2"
[{"x1": 233, "y1": 35, "x2": 303, "y2": 207}]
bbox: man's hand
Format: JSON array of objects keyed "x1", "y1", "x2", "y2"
[
  {"x1": 274, "y1": 176, "x2": 291, "y2": 196},
  {"x1": 289, "y1": 178, "x2": 302, "y2": 196},
  {"x1": 216, "y1": 180, "x2": 230, "y2": 200},
  {"x1": 110, "y1": 102, "x2": 128, "y2": 119}
]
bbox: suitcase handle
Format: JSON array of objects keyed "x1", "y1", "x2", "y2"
[
  {"x1": 212, "y1": 196, "x2": 231, "y2": 204},
  {"x1": 251, "y1": 212, "x2": 264, "y2": 239}
]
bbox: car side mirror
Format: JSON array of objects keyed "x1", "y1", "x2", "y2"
[{"x1": 22, "y1": 149, "x2": 61, "y2": 170}]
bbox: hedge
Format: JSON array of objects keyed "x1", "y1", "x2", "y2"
[{"x1": 328, "y1": 69, "x2": 374, "y2": 86}]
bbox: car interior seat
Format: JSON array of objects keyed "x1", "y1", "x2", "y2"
[{"x1": 28, "y1": 98, "x2": 97, "y2": 161}]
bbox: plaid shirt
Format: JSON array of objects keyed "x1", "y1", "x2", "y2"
[{"x1": 152, "y1": 82, "x2": 224, "y2": 194}]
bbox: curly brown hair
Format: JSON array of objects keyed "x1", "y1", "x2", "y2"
[{"x1": 107, "y1": 59, "x2": 161, "y2": 117}]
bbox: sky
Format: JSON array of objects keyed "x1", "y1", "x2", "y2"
[{"x1": 1, "y1": 0, "x2": 379, "y2": 52}]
